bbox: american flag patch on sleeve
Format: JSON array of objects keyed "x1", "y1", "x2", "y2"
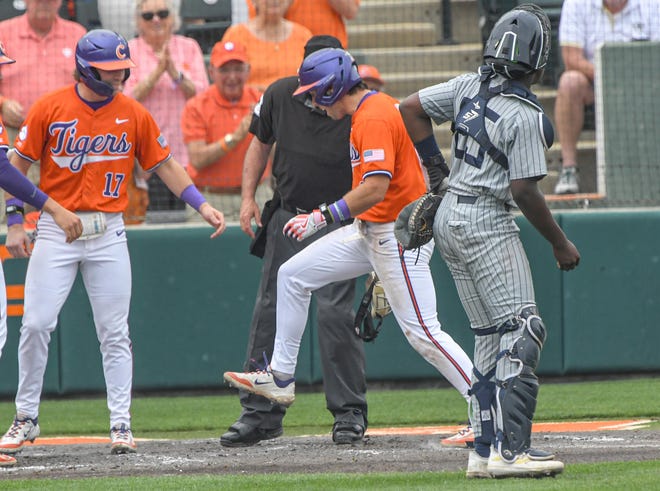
[{"x1": 363, "y1": 149, "x2": 385, "y2": 162}]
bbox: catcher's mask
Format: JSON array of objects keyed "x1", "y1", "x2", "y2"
[
  {"x1": 483, "y1": 3, "x2": 551, "y2": 79},
  {"x1": 293, "y1": 48, "x2": 362, "y2": 106},
  {"x1": 76, "y1": 29, "x2": 135, "y2": 97}
]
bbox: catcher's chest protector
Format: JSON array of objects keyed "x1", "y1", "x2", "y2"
[{"x1": 452, "y1": 67, "x2": 545, "y2": 171}]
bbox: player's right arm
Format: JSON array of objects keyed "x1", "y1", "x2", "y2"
[{"x1": 3, "y1": 151, "x2": 82, "y2": 257}]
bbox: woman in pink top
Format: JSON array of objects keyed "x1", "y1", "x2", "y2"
[
  {"x1": 124, "y1": 0, "x2": 208, "y2": 216},
  {"x1": 221, "y1": 0, "x2": 312, "y2": 92}
]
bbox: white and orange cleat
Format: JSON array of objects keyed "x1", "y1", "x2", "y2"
[
  {"x1": 110, "y1": 424, "x2": 137, "y2": 454},
  {"x1": 441, "y1": 425, "x2": 474, "y2": 448},
  {"x1": 0, "y1": 453, "x2": 17, "y2": 467},
  {"x1": 0, "y1": 415, "x2": 40, "y2": 454},
  {"x1": 224, "y1": 369, "x2": 295, "y2": 407}
]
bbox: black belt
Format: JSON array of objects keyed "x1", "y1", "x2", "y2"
[
  {"x1": 456, "y1": 194, "x2": 511, "y2": 212},
  {"x1": 456, "y1": 194, "x2": 478, "y2": 204},
  {"x1": 281, "y1": 202, "x2": 311, "y2": 214}
]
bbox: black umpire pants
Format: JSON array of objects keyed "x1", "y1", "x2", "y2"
[{"x1": 237, "y1": 207, "x2": 368, "y2": 430}]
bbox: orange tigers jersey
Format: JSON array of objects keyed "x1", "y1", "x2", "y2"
[
  {"x1": 350, "y1": 92, "x2": 426, "y2": 223},
  {"x1": 13, "y1": 85, "x2": 171, "y2": 213}
]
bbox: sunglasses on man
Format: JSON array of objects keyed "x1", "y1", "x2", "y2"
[{"x1": 141, "y1": 9, "x2": 170, "y2": 21}]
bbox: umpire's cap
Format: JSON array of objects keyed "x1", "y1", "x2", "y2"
[
  {"x1": 483, "y1": 3, "x2": 551, "y2": 79},
  {"x1": 304, "y1": 35, "x2": 342, "y2": 58}
]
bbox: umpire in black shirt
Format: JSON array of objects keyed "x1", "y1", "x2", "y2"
[{"x1": 220, "y1": 36, "x2": 368, "y2": 447}]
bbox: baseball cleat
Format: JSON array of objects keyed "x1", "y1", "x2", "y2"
[
  {"x1": 110, "y1": 424, "x2": 137, "y2": 454},
  {"x1": 441, "y1": 424, "x2": 474, "y2": 448},
  {"x1": 487, "y1": 449, "x2": 564, "y2": 478},
  {"x1": 224, "y1": 369, "x2": 296, "y2": 407},
  {"x1": 466, "y1": 451, "x2": 491, "y2": 479},
  {"x1": 0, "y1": 415, "x2": 40, "y2": 454},
  {"x1": 0, "y1": 453, "x2": 17, "y2": 467}
]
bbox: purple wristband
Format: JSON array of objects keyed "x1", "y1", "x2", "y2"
[
  {"x1": 328, "y1": 198, "x2": 351, "y2": 223},
  {"x1": 180, "y1": 184, "x2": 206, "y2": 212},
  {"x1": 7, "y1": 212, "x2": 24, "y2": 226},
  {"x1": 6, "y1": 197, "x2": 24, "y2": 209}
]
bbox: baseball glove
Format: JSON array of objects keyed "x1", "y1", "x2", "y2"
[
  {"x1": 369, "y1": 273, "x2": 392, "y2": 318},
  {"x1": 394, "y1": 193, "x2": 442, "y2": 250},
  {"x1": 354, "y1": 273, "x2": 391, "y2": 342}
]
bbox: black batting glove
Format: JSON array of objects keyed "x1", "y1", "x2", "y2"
[{"x1": 422, "y1": 154, "x2": 450, "y2": 195}]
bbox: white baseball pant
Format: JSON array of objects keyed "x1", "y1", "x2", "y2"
[
  {"x1": 271, "y1": 219, "x2": 472, "y2": 400},
  {"x1": 15, "y1": 212, "x2": 133, "y2": 429}
]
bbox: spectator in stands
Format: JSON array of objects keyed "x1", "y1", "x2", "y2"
[
  {"x1": 0, "y1": 0, "x2": 86, "y2": 140},
  {"x1": 181, "y1": 41, "x2": 269, "y2": 222},
  {"x1": 0, "y1": 0, "x2": 86, "y2": 216},
  {"x1": 247, "y1": 0, "x2": 360, "y2": 48},
  {"x1": 124, "y1": 0, "x2": 208, "y2": 221},
  {"x1": 232, "y1": 0, "x2": 249, "y2": 24},
  {"x1": 358, "y1": 64, "x2": 385, "y2": 92},
  {"x1": 221, "y1": 0, "x2": 312, "y2": 91},
  {"x1": 553, "y1": 0, "x2": 660, "y2": 194}
]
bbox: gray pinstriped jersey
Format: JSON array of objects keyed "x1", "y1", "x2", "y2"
[{"x1": 419, "y1": 72, "x2": 548, "y2": 207}]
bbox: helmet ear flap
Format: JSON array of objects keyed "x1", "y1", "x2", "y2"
[{"x1": 75, "y1": 29, "x2": 135, "y2": 97}]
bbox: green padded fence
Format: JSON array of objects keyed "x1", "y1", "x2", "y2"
[{"x1": 1, "y1": 209, "x2": 659, "y2": 397}]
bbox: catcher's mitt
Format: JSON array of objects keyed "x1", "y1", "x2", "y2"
[{"x1": 394, "y1": 193, "x2": 442, "y2": 250}]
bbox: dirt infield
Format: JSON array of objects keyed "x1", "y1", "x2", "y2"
[{"x1": 1, "y1": 420, "x2": 658, "y2": 480}]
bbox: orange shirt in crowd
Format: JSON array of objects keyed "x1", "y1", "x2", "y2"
[
  {"x1": 221, "y1": 23, "x2": 312, "y2": 89},
  {"x1": 181, "y1": 84, "x2": 262, "y2": 189},
  {"x1": 350, "y1": 92, "x2": 426, "y2": 223},
  {"x1": 14, "y1": 85, "x2": 170, "y2": 213},
  {"x1": 247, "y1": 0, "x2": 358, "y2": 48},
  {"x1": 0, "y1": 14, "x2": 86, "y2": 123}
]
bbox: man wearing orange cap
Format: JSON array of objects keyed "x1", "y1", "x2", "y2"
[
  {"x1": 181, "y1": 40, "x2": 269, "y2": 221},
  {"x1": 358, "y1": 64, "x2": 385, "y2": 92}
]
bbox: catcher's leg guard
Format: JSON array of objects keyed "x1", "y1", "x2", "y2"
[
  {"x1": 494, "y1": 305, "x2": 547, "y2": 462},
  {"x1": 469, "y1": 367, "x2": 496, "y2": 457}
]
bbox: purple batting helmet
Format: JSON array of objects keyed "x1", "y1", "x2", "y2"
[
  {"x1": 293, "y1": 48, "x2": 361, "y2": 106},
  {"x1": 75, "y1": 29, "x2": 136, "y2": 97}
]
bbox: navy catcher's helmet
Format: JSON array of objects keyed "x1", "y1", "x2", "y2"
[
  {"x1": 0, "y1": 41, "x2": 15, "y2": 65},
  {"x1": 483, "y1": 3, "x2": 551, "y2": 79},
  {"x1": 293, "y1": 48, "x2": 361, "y2": 106},
  {"x1": 76, "y1": 29, "x2": 136, "y2": 97}
]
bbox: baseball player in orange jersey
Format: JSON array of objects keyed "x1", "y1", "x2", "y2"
[
  {"x1": 224, "y1": 48, "x2": 473, "y2": 417},
  {"x1": 0, "y1": 43, "x2": 82, "y2": 469},
  {"x1": 0, "y1": 29, "x2": 225, "y2": 457}
]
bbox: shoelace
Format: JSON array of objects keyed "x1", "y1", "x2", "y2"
[
  {"x1": 6, "y1": 420, "x2": 28, "y2": 438},
  {"x1": 457, "y1": 426, "x2": 472, "y2": 436},
  {"x1": 248, "y1": 352, "x2": 273, "y2": 374},
  {"x1": 111, "y1": 426, "x2": 132, "y2": 440}
]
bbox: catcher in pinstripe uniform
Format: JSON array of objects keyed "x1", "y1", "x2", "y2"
[{"x1": 400, "y1": 3, "x2": 580, "y2": 479}]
